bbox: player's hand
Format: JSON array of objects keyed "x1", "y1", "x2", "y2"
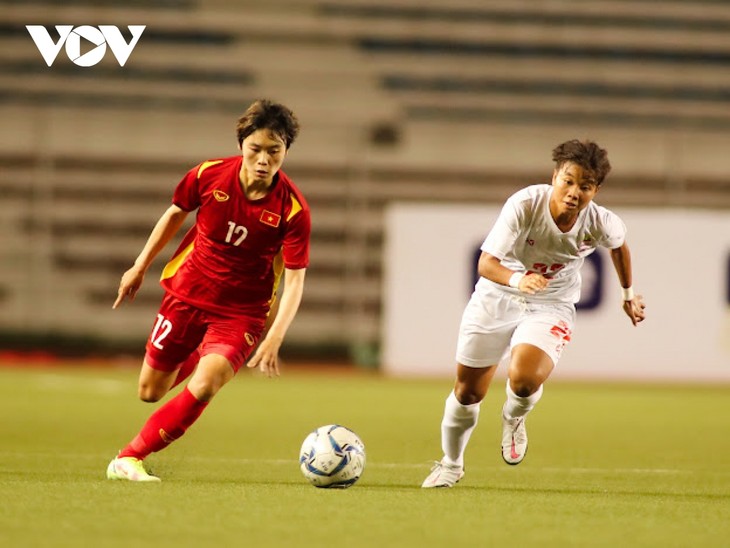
[
  {"x1": 622, "y1": 294, "x2": 646, "y2": 326},
  {"x1": 113, "y1": 266, "x2": 145, "y2": 309},
  {"x1": 247, "y1": 337, "x2": 281, "y2": 378},
  {"x1": 518, "y1": 273, "x2": 549, "y2": 294}
]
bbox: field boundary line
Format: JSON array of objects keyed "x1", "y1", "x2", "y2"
[{"x1": 0, "y1": 451, "x2": 712, "y2": 476}]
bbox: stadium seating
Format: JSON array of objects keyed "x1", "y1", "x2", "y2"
[{"x1": 1, "y1": 0, "x2": 729, "y2": 359}]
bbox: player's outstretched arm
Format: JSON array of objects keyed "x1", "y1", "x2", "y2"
[
  {"x1": 609, "y1": 243, "x2": 646, "y2": 326},
  {"x1": 113, "y1": 205, "x2": 189, "y2": 309},
  {"x1": 247, "y1": 267, "x2": 307, "y2": 377}
]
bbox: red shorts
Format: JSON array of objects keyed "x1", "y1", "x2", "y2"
[{"x1": 144, "y1": 293, "x2": 266, "y2": 373}]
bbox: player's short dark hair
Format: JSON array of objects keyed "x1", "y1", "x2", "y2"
[
  {"x1": 551, "y1": 139, "x2": 611, "y2": 185},
  {"x1": 236, "y1": 99, "x2": 300, "y2": 149}
]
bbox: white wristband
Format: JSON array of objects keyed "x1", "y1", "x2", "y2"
[
  {"x1": 621, "y1": 286, "x2": 634, "y2": 301},
  {"x1": 508, "y1": 272, "x2": 525, "y2": 289}
]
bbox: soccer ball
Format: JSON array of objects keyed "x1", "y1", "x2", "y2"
[{"x1": 299, "y1": 424, "x2": 366, "y2": 488}]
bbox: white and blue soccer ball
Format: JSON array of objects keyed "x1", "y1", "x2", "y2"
[{"x1": 299, "y1": 424, "x2": 366, "y2": 488}]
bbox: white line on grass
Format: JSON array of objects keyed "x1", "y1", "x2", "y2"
[
  {"x1": 0, "y1": 451, "x2": 702, "y2": 476},
  {"x1": 179, "y1": 457, "x2": 698, "y2": 475}
]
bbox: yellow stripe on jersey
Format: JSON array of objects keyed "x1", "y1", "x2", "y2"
[
  {"x1": 267, "y1": 249, "x2": 285, "y2": 310},
  {"x1": 286, "y1": 196, "x2": 302, "y2": 222},
  {"x1": 197, "y1": 160, "x2": 224, "y2": 178},
  {"x1": 160, "y1": 241, "x2": 195, "y2": 281}
]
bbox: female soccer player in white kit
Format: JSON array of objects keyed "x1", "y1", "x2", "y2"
[{"x1": 422, "y1": 139, "x2": 646, "y2": 488}]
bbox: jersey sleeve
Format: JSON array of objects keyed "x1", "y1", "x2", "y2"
[
  {"x1": 596, "y1": 207, "x2": 627, "y2": 249},
  {"x1": 171, "y1": 164, "x2": 202, "y2": 212},
  {"x1": 282, "y1": 203, "x2": 311, "y2": 269},
  {"x1": 481, "y1": 193, "x2": 526, "y2": 259}
]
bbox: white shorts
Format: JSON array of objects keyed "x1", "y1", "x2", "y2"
[{"x1": 455, "y1": 283, "x2": 576, "y2": 368}]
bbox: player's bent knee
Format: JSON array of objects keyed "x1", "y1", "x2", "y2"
[
  {"x1": 138, "y1": 384, "x2": 165, "y2": 403},
  {"x1": 186, "y1": 375, "x2": 226, "y2": 402},
  {"x1": 454, "y1": 385, "x2": 485, "y2": 406},
  {"x1": 509, "y1": 377, "x2": 540, "y2": 398},
  {"x1": 187, "y1": 355, "x2": 235, "y2": 401}
]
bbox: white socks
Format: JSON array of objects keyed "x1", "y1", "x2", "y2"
[
  {"x1": 440, "y1": 383, "x2": 544, "y2": 466},
  {"x1": 503, "y1": 381, "x2": 543, "y2": 419},
  {"x1": 441, "y1": 390, "x2": 480, "y2": 467}
]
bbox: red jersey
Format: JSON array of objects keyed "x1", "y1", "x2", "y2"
[{"x1": 159, "y1": 156, "x2": 310, "y2": 316}]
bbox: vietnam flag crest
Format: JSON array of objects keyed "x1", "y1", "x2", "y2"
[{"x1": 260, "y1": 210, "x2": 281, "y2": 228}]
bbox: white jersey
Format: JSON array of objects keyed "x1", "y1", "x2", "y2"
[{"x1": 477, "y1": 184, "x2": 626, "y2": 304}]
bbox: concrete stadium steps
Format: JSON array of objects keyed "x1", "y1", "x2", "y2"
[
  {"x1": 371, "y1": 54, "x2": 730, "y2": 91},
  {"x1": 0, "y1": 70, "x2": 257, "y2": 112},
  {"x1": 0, "y1": 105, "x2": 238, "y2": 161},
  {"x1": 7, "y1": 1, "x2": 729, "y2": 132},
  {"x1": 315, "y1": 0, "x2": 730, "y2": 29},
  {"x1": 0, "y1": 106, "x2": 385, "y2": 170},
  {"x1": 0, "y1": 3, "x2": 399, "y2": 124},
  {"x1": 306, "y1": 0, "x2": 730, "y2": 131}
]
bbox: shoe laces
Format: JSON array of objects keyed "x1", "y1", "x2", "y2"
[
  {"x1": 509, "y1": 417, "x2": 527, "y2": 445},
  {"x1": 432, "y1": 460, "x2": 462, "y2": 473}
]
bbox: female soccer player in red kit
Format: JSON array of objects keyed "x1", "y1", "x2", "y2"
[{"x1": 107, "y1": 99, "x2": 310, "y2": 482}]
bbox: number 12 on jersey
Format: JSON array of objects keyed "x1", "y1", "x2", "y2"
[{"x1": 225, "y1": 221, "x2": 248, "y2": 246}]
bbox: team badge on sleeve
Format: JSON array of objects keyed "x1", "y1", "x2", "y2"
[{"x1": 260, "y1": 210, "x2": 281, "y2": 227}]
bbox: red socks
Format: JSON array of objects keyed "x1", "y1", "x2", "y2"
[{"x1": 119, "y1": 386, "x2": 208, "y2": 460}]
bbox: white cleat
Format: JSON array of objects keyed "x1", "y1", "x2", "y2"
[
  {"x1": 106, "y1": 456, "x2": 161, "y2": 482},
  {"x1": 501, "y1": 413, "x2": 528, "y2": 465},
  {"x1": 421, "y1": 459, "x2": 464, "y2": 488}
]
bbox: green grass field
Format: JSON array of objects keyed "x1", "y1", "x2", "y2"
[{"x1": 1, "y1": 364, "x2": 728, "y2": 547}]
